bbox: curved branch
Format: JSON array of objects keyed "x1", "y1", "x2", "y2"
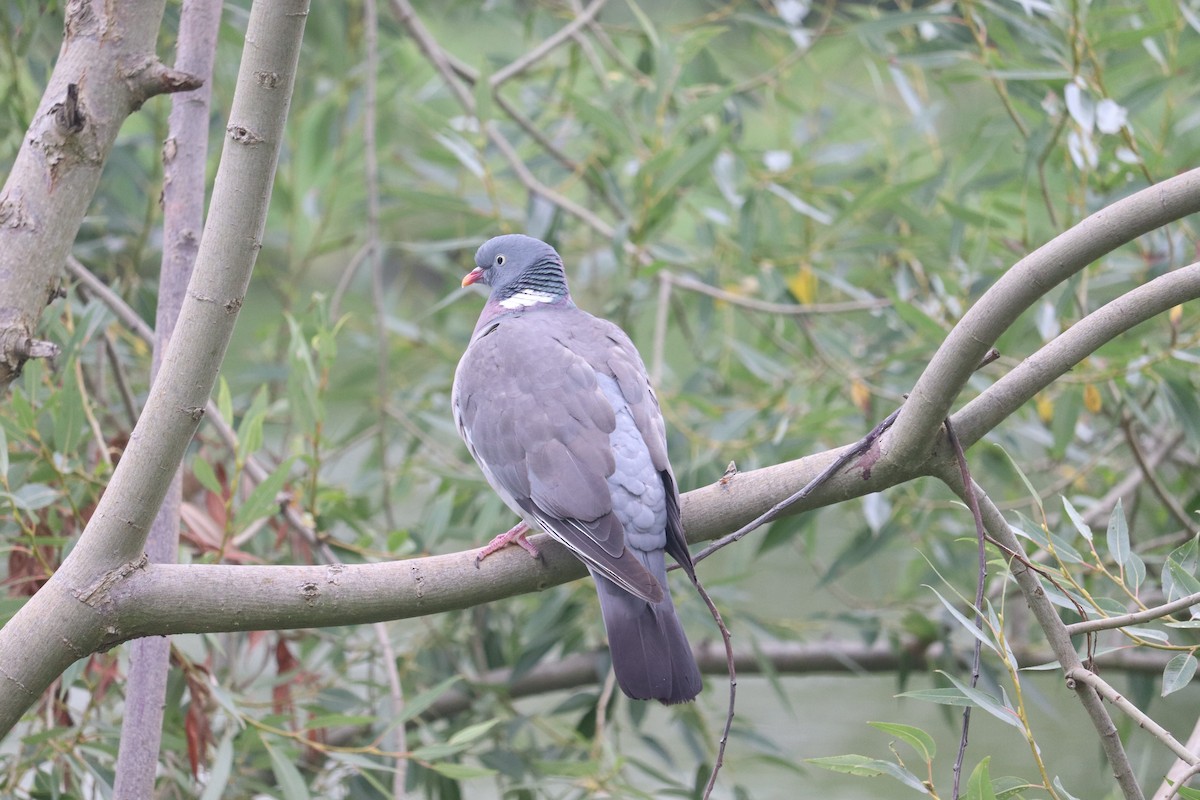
[
  {"x1": 0, "y1": 0, "x2": 310, "y2": 739},
  {"x1": 0, "y1": 0, "x2": 193, "y2": 389},
  {"x1": 953, "y1": 262, "x2": 1200, "y2": 447},
  {"x1": 938, "y1": 466, "x2": 1144, "y2": 800},
  {"x1": 890, "y1": 169, "x2": 1200, "y2": 458}
]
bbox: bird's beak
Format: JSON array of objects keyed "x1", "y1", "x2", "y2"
[{"x1": 461, "y1": 266, "x2": 485, "y2": 287}]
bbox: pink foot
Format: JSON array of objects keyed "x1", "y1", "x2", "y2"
[{"x1": 476, "y1": 521, "x2": 541, "y2": 565}]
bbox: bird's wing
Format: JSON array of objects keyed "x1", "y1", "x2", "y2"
[
  {"x1": 561, "y1": 317, "x2": 695, "y2": 578},
  {"x1": 453, "y1": 312, "x2": 663, "y2": 602}
]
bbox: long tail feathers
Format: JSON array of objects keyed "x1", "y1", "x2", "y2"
[{"x1": 591, "y1": 568, "x2": 702, "y2": 704}]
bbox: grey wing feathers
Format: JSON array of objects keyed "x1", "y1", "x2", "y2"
[{"x1": 454, "y1": 312, "x2": 665, "y2": 603}]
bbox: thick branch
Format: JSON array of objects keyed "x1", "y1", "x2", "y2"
[
  {"x1": 953, "y1": 263, "x2": 1200, "y2": 447},
  {"x1": 939, "y1": 467, "x2": 1144, "y2": 800},
  {"x1": 114, "y1": 0, "x2": 223, "y2": 795},
  {"x1": 0, "y1": 0, "x2": 309, "y2": 739},
  {"x1": 0, "y1": 0, "x2": 198, "y2": 389},
  {"x1": 891, "y1": 169, "x2": 1200, "y2": 457}
]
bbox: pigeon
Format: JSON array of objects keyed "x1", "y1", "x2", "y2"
[{"x1": 452, "y1": 234, "x2": 702, "y2": 704}]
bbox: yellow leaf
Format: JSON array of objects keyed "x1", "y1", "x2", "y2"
[
  {"x1": 850, "y1": 378, "x2": 871, "y2": 414},
  {"x1": 849, "y1": 379, "x2": 868, "y2": 412},
  {"x1": 1083, "y1": 384, "x2": 1102, "y2": 414},
  {"x1": 1170, "y1": 304, "x2": 1183, "y2": 326},
  {"x1": 786, "y1": 265, "x2": 817, "y2": 305},
  {"x1": 1036, "y1": 393, "x2": 1053, "y2": 423}
]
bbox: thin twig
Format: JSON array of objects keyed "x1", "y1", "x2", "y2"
[
  {"x1": 664, "y1": 272, "x2": 891, "y2": 315},
  {"x1": 1122, "y1": 416, "x2": 1199, "y2": 536},
  {"x1": 690, "y1": 407, "x2": 900, "y2": 565},
  {"x1": 944, "y1": 418, "x2": 987, "y2": 800},
  {"x1": 687, "y1": 569, "x2": 735, "y2": 800},
  {"x1": 1067, "y1": 667, "x2": 1200, "y2": 766},
  {"x1": 101, "y1": 330, "x2": 139, "y2": 426},
  {"x1": 1065, "y1": 590, "x2": 1200, "y2": 636},
  {"x1": 390, "y1": 0, "x2": 622, "y2": 243},
  {"x1": 490, "y1": 0, "x2": 607, "y2": 88}
]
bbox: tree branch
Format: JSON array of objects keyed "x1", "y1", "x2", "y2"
[
  {"x1": 114, "y1": 0, "x2": 223, "y2": 795},
  {"x1": 952, "y1": 262, "x2": 1200, "y2": 448},
  {"x1": 0, "y1": 0, "x2": 199, "y2": 389},
  {"x1": 0, "y1": 0, "x2": 309, "y2": 739},
  {"x1": 891, "y1": 169, "x2": 1200, "y2": 458},
  {"x1": 939, "y1": 466, "x2": 1145, "y2": 800}
]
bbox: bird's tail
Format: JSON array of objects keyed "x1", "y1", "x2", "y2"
[{"x1": 591, "y1": 565, "x2": 702, "y2": 704}]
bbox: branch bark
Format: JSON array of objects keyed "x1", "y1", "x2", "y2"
[
  {"x1": 0, "y1": 0, "x2": 201, "y2": 390},
  {"x1": 0, "y1": 0, "x2": 309, "y2": 738},
  {"x1": 890, "y1": 168, "x2": 1200, "y2": 459},
  {"x1": 114, "y1": 0, "x2": 223, "y2": 795}
]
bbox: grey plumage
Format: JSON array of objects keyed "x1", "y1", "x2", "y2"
[{"x1": 453, "y1": 234, "x2": 702, "y2": 704}]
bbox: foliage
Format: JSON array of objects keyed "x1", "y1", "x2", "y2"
[{"x1": 2, "y1": 0, "x2": 1200, "y2": 797}]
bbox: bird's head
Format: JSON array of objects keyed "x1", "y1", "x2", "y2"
[{"x1": 462, "y1": 235, "x2": 569, "y2": 304}]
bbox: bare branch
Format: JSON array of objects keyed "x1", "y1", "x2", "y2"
[
  {"x1": 0, "y1": 0, "x2": 173, "y2": 389},
  {"x1": 1066, "y1": 590, "x2": 1200, "y2": 636},
  {"x1": 0, "y1": 0, "x2": 310, "y2": 737},
  {"x1": 114, "y1": 1, "x2": 223, "y2": 794},
  {"x1": 939, "y1": 466, "x2": 1145, "y2": 800},
  {"x1": 1068, "y1": 666, "x2": 1199, "y2": 769},
  {"x1": 892, "y1": 169, "x2": 1200, "y2": 457},
  {"x1": 953, "y1": 262, "x2": 1200, "y2": 448}
]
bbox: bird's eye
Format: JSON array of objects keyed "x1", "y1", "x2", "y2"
[{"x1": 494, "y1": 254, "x2": 506, "y2": 267}]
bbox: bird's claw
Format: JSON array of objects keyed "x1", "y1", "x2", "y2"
[{"x1": 475, "y1": 521, "x2": 541, "y2": 567}]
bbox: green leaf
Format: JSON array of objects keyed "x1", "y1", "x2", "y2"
[
  {"x1": 1061, "y1": 497, "x2": 1092, "y2": 542},
  {"x1": 192, "y1": 456, "x2": 223, "y2": 496},
  {"x1": 198, "y1": 729, "x2": 235, "y2": 800},
  {"x1": 806, "y1": 754, "x2": 928, "y2": 793},
  {"x1": 1166, "y1": 557, "x2": 1200, "y2": 604},
  {"x1": 428, "y1": 762, "x2": 497, "y2": 779},
  {"x1": 895, "y1": 687, "x2": 972, "y2": 707},
  {"x1": 393, "y1": 675, "x2": 463, "y2": 726},
  {"x1": 263, "y1": 740, "x2": 311, "y2": 800},
  {"x1": 992, "y1": 443, "x2": 1043, "y2": 516},
  {"x1": 867, "y1": 721, "x2": 936, "y2": 762},
  {"x1": 1162, "y1": 653, "x2": 1197, "y2": 696},
  {"x1": 236, "y1": 386, "x2": 270, "y2": 459},
  {"x1": 217, "y1": 376, "x2": 233, "y2": 428},
  {"x1": 926, "y1": 585, "x2": 996, "y2": 655},
  {"x1": 233, "y1": 456, "x2": 293, "y2": 530},
  {"x1": 447, "y1": 718, "x2": 502, "y2": 747},
  {"x1": 965, "y1": 757, "x2": 997, "y2": 800},
  {"x1": 938, "y1": 672, "x2": 1023, "y2": 731},
  {"x1": 0, "y1": 423, "x2": 7, "y2": 480},
  {"x1": 1106, "y1": 499, "x2": 1130, "y2": 566}
]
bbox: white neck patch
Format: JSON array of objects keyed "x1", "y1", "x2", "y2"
[{"x1": 498, "y1": 288, "x2": 556, "y2": 309}]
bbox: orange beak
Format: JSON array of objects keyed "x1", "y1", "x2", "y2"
[{"x1": 461, "y1": 267, "x2": 485, "y2": 287}]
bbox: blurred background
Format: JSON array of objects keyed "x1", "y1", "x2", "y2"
[{"x1": 3, "y1": 0, "x2": 1200, "y2": 797}]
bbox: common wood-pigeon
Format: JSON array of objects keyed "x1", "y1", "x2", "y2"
[{"x1": 452, "y1": 234, "x2": 702, "y2": 704}]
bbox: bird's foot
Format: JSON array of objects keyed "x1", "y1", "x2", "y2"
[{"x1": 475, "y1": 521, "x2": 540, "y2": 566}]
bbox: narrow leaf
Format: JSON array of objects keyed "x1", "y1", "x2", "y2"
[
  {"x1": 1061, "y1": 497, "x2": 1092, "y2": 542},
  {"x1": 965, "y1": 757, "x2": 997, "y2": 800},
  {"x1": 1107, "y1": 499, "x2": 1130, "y2": 565},
  {"x1": 1162, "y1": 653, "x2": 1198, "y2": 696},
  {"x1": 926, "y1": 586, "x2": 996, "y2": 654},
  {"x1": 264, "y1": 740, "x2": 311, "y2": 800},
  {"x1": 867, "y1": 721, "x2": 936, "y2": 762},
  {"x1": 806, "y1": 754, "x2": 928, "y2": 793}
]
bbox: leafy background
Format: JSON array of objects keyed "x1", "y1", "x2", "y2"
[{"x1": 3, "y1": 0, "x2": 1200, "y2": 797}]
